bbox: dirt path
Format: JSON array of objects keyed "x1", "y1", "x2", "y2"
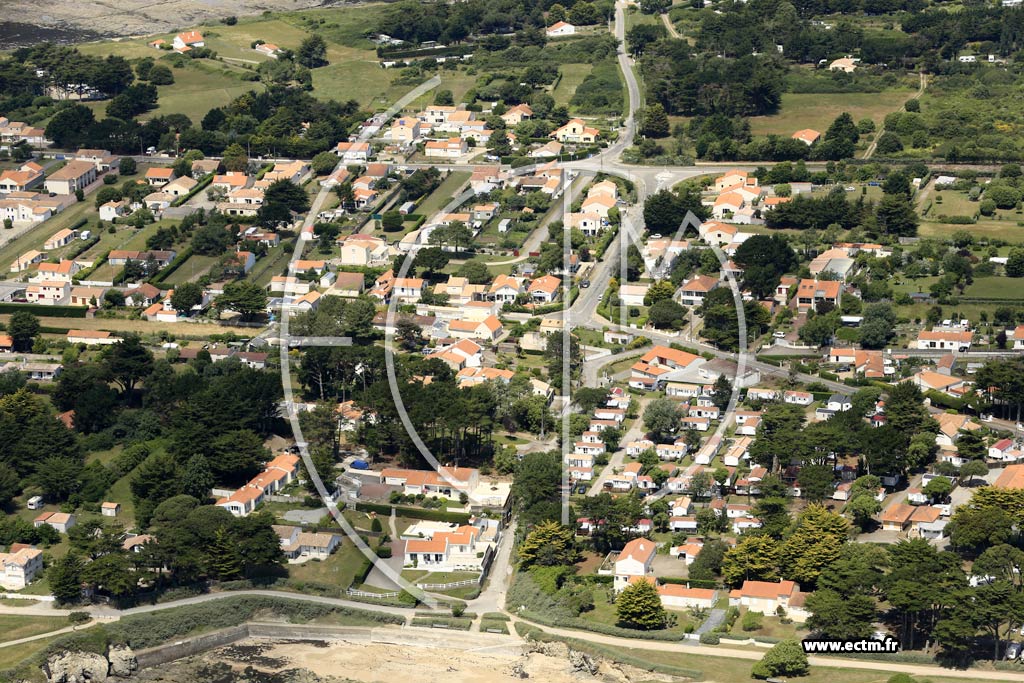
[
  {"x1": 863, "y1": 72, "x2": 927, "y2": 159},
  {"x1": 661, "y1": 13, "x2": 682, "y2": 39}
]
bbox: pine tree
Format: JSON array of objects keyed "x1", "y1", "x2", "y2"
[
  {"x1": 615, "y1": 578, "x2": 667, "y2": 630},
  {"x1": 209, "y1": 527, "x2": 243, "y2": 579},
  {"x1": 49, "y1": 554, "x2": 84, "y2": 604},
  {"x1": 518, "y1": 520, "x2": 577, "y2": 568},
  {"x1": 642, "y1": 103, "x2": 670, "y2": 138},
  {"x1": 180, "y1": 454, "x2": 215, "y2": 501}
]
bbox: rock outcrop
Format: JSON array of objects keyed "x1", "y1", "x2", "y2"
[{"x1": 42, "y1": 644, "x2": 137, "y2": 682}]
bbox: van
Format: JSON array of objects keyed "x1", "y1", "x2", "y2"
[{"x1": 26, "y1": 495, "x2": 43, "y2": 510}]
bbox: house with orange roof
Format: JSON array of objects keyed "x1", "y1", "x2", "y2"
[
  {"x1": 402, "y1": 518, "x2": 496, "y2": 572},
  {"x1": 255, "y1": 42, "x2": 281, "y2": 57},
  {"x1": 45, "y1": 160, "x2": 97, "y2": 195},
  {"x1": 447, "y1": 314, "x2": 503, "y2": 342},
  {"x1": 393, "y1": 277, "x2": 425, "y2": 302},
  {"x1": 501, "y1": 103, "x2": 533, "y2": 126},
  {"x1": 145, "y1": 167, "x2": 176, "y2": 187},
  {"x1": 456, "y1": 366, "x2": 514, "y2": 388},
  {"x1": 908, "y1": 370, "x2": 968, "y2": 398},
  {"x1": 33, "y1": 511, "x2": 76, "y2": 534},
  {"x1": 528, "y1": 274, "x2": 561, "y2": 303},
  {"x1": 629, "y1": 345, "x2": 702, "y2": 390},
  {"x1": 424, "y1": 138, "x2": 467, "y2": 158},
  {"x1": 0, "y1": 163, "x2": 45, "y2": 193},
  {"x1": 712, "y1": 191, "x2": 745, "y2": 219},
  {"x1": 613, "y1": 537, "x2": 657, "y2": 591},
  {"x1": 713, "y1": 170, "x2": 750, "y2": 192},
  {"x1": 582, "y1": 192, "x2": 616, "y2": 217},
  {"x1": 795, "y1": 278, "x2": 841, "y2": 310},
  {"x1": 791, "y1": 129, "x2": 821, "y2": 146},
  {"x1": 879, "y1": 502, "x2": 915, "y2": 532},
  {"x1": 729, "y1": 580, "x2": 808, "y2": 620},
  {"x1": 173, "y1": 31, "x2": 204, "y2": 51},
  {"x1": 915, "y1": 328, "x2": 973, "y2": 351},
  {"x1": 677, "y1": 274, "x2": 719, "y2": 306},
  {"x1": 336, "y1": 141, "x2": 371, "y2": 162},
  {"x1": 698, "y1": 220, "x2": 738, "y2": 246},
  {"x1": 994, "y1": 464, "x2": 1024, "y2": 489},
  {"x1": 551, "y1": 118, "x2": 599, "y2": 144},
  {"x1": 212, "y1": 171, "x2": 250, "y2": 191},
  {"x1": 546, "y1": 20, "x2": 577, "y2": 37},
  {"x1": 217, "y1": 453, "x2": 300, "y2": 517}
]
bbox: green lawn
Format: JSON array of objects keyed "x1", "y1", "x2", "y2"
[
  {"x1": 964, "y1": 276, "x2": 1024, "y2": 300},
  {"x1": 748, "y1": 91, "x2": 912, "y2": 137},
  {"x1": 553, "y1": 64, "x2": 594, "y2": 107},
  {"x1": 728, "y1": 607, "x2": 802, "y2": 640},
  {"x1": 288, "y1": 541, "x2": 368, "y2": 588},
  {"x1": 149, "y1": 64, "x2": 260, "y2": 124},
  {"x1": 0, "y1": 200, "x2": 92, "y2": 274},
  {"x1": 0, "y1": 615, "x2": 69, "y2": 644},
  {"x1": 918, "y1": 218, "x2": 1024, "y2": 244},
  {"x1": 248, "y1": 242, "x2": 291, "y2": 287},
  {"x1": 0, "y1": 633, "x2": 65, "y2": 672},
  {"x1": 415, "y1": 171, "x2": 472, "y2": 218},
  {"x1": 162, "y1": 254, "x2": 220, "y2": 285},
  {"x1": 587, "y1": 588, "x2": 697, "y2": 635}
]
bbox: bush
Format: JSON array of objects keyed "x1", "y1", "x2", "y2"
[
  {"x1": 451, "y1": 602, "x2": 466, "y2": 617},
  {"x1": 68, "y1": 611, "x2": 91, "y2": 625},
  {"x1": 741, "y1": 610, "x2": 763, "y2": 632},
  {"x1": 699, "y1": 632, "x2": 720, "y2": 645}
]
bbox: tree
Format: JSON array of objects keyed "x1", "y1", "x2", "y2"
[
  {"x1": 0, "y1": 463, "x2": 20, "y2": 508},
  {"x1": 956, "y1": 429, "x2": 986, "y2": 461},
  {"x1": 859, "y1": 302, "x2": 897, "y2": 349},
  {"x1": 643, "y1": 398, "x2": 682, "y2": 441},
  {"x1": 119, "y1": 157, "x2": 137, "y2": 177},
  {"x1": 487, "y1": 128, "x2": 512, "y2": 156},
  {"x1": 876, "y1": 194, "x2": 918, "y2": 237},
  {"x1": 148, "y1": 64, "x2": 174, "y2": 85},
  {"x1": 949, "y1": 503, "x2": 1013, "y2": 554},
  {"x1": 381, "y1": 210, "x2": 404, "y2": 232},
  {"x1": 922, "y1": 475, "x2": 953, "y2": 502},
  {"x1": 781, "y1": 504, "x2": 849, "y2": 587},
  {"x1": 395, "y1": 316, "x2": 424, "y2": 352},
  {"x1": 710, "y1": 374, "x2": 732, "y2": 411},
  {"x1": 222, "y1": 143, "x2": 249, "y2": 172},
  {"x1": 413, "y1": 247, "x2": 449, "y2": 277},
  {"x1": 876, "y1": 132, "x2": 903, "y2": 154},
  {"x1": 615, "y1": 578, "x2": 667, "y2": 630},
  {"x1": 216, "y1": 281, "x2": 268, "y2": 320},
  {"x1": 170, "y1": 282, "x2": 203, "y2": 313},
  {"x1": 311, "y1": 151, "x2": 338, "y2": 175},
  {"x1": 959, "y1": 459, "x2": 988, "y2": 484},
  {"x1": 647, "y1": 299, "x2": 687, "y2": 329},
  {"x1": 48, "y1": 554, "x2": 84, "y2": 604},
  {"x1": 180, "y1": 454, "x2": 215, "y2": 501},
  {"x1": 734, "y1": 234, "x2": 797, "y2": 299},
  {"x1": 296, "y1": 34, "x2": 328, "y2": 68},
  {"x1": 569, "y1": 1, "x2": 600, "y2": 25},
  {"x1": 518, "y1": 521, "x2": 577, "y2": 568},
  {"x1": 722, "y1": 534, "x2": 781, "y2": 585},
  {"x1": 642, "y1": 103, "x2": 669, "y2": 138},
  {"x1": 806, "y1": 588, "x2": 875, "y2": 639},
  {"x1": 752, "y1": 640, "x2": 809, "y2": 679},
  {"x1": 259, "y1": 178, "x2": 310, "y2": 226},
  {"x1": 847, "y1": 492, "x2": 882, "y2": 530},
  {"x1": 643, "y1": 280, "x2": 676, "y2": 306},
  {"x1": 457, "y1": 260, "x2": 491, "y2": 284},
  {"x1": 102, "y1": 334, "x2": 154, "y2": 398},
  {"x1": 7, "y1": 311, "x2": 39, "y2": 352},
  {"x1": 1006, "y1": 248, "x2": 1024, "y2": 278}
]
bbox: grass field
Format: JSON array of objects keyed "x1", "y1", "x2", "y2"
[
  {"x1": 918, "y1": 219, "x2": 1024, "y2": 244},
  {"x1": 162, "y1": 254, "x2": 220, "y2": 285},
  {"x1": 0, "y1": 314, "x2": 233, "y2": 339},
  {"x1": 289, "y1": 541, "x2": 367, "y2": 588},
  {"x1": 0, "y1": 615, "x2": 69, "y2": 644},
  {"x1": 416, "y1": 171, "x2": 472, "y2": 218},
  {"x1": 0, "y1": 633, "x2": 65, "y2": 672},
  {"x1": 553, "y1": 64, "x2": 594, "y2": 107},
  {"x1": 587, "y1": 642, "x2": 987, "y2": 683},
  {"x1": 748, "y1": 91, "x2": 912, "y2": 137}
]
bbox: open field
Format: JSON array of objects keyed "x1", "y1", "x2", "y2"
[
  {"x1": 748, "y1": 91, "x2": 912, "y2": 137},
  {"x1": 0, "y1": 314, "x2": 235, "y2": 338},
  {"x1": 150, "y1": 64, "x2": 258, "y2": 123},
  {"x1": 288, "y1": 540, "x2": 367, "y2": 588},
  {"x1": 918, "y1": 220, "x2": 1024, "y2": 244},
  {"x1": 162, "y1": 254, "x2": 220, "y2": 285},
  {"x1": 0, "y1": 633, "x2": 64, "y2": 671},
  {"x1": 0, "y1": 615, "x2": 69, "y2": 644},
  {"x1": 552, "y1": 64, "x2": 593, "y2": 107},
  {"x1": 416, "y1": 171, "x2": 472, "y2": 218}
]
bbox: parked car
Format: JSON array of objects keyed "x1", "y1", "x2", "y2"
[{"x1": 1006, "y1": 642, "x2": 1021, "y2": 660}]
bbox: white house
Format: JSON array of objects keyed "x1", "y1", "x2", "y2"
[
  {"x1": 613, "y1": 537, "x2": 656, "y2": 591},
  {"x1": 545, "y1": 21, "x2": 577, "y2": 37}
]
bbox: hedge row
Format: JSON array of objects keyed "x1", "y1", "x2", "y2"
[
  {"x1": 150, "y1": 246, "x2": 194, "y2": 285},
  {"x1": 353, "y1": 501, "x2": 472, "y2": 524},
  {"x1": 518, "y1": 608, "x2": 687, "y2": 641},
  {"x1": 72, "y1": 248, "x2": 111, "y2": 283},
  {"x1": 410, "y1": 616, "x2": 473, "y2": 630},
  {"x1": 925, "y1": 389, "x2": 967, "y2": 411},
  {"x1": 170, "y1": 174, "x2": 214, "y2": 208},
  {"x1": 0, "y1": 302, "x2": 87, "y2": 318}
]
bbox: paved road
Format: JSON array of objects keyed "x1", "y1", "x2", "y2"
[{"x1": 588, "y1": 396, "x2": 652, "y2": 494}]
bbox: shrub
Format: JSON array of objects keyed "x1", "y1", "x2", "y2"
[
  {"x1": 68, "y1": 612, "x2": 91, "y2": 625},
  {"x1": 699, "y1": 632, "x2": 720, "y2": 645},
  {"x1": 451, "y1": 602, "x2": 466, "y2": 617},
  {"x1": 741, "y1": 610, "x2": 763, "y2": 632}
]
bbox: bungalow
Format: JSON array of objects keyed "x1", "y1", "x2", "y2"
[
  {"x1": 67, "y1": 330, "x2": 120, "y2": 346},
  {"x1": 212, "y1": 172, "x2": 250, "y2": 192},
  {"x1": 145, "y1": 167, "x2": 176, "y2": 188},
  {"x1": 746, "y1": 387, "x2": 779, "y2": 401},
  {"x1": 830, "y1": 57, "x2": 857, "y2": 72},
  {"x1": 447, "y1": 315, "x2": 503, "y2": 342},
  {"x1": 99, "y1": 200, "x2": 131, "y2": 222},
  {"x1": 501, "y1": 104, "x2": 533, "y2": 126},
  {"x1": 658, "y1": 584, "x2": 717, "y2": 611},
  {"x1": 613, "y1": 537, "x2": 657, "y2": 592},
  {"x1": 216, "y1": 453, "x2": 300, "y2": 517},
  {"x1": 255, "y1": 42, "x2": 281, "y2": 57},
  {"x1": 630, "y1": 345, "x2": 702, "y2": 390},
  {"x1": 994, "y1": 464, "x2": 1024, "y2": 489},
  {"x1": 729, "y1": 580, "x2": 808, "y2": 621},
  {"x1": 531, "y1": 141, "x2": 563, "y2": 158},
  {"x1": 712, "y1": 191, "x2": 745, "y2": 219},
  {"x1": 191, "y1": 159, "x2": 220, "y2": 177},
  {"x1": 173, "y1": 31, "x2": 205, "y2": 51},
  {"x1": 916, "y1": 329, "x2": 973, "y2": 352},
  {"x1": 424, "y1": 138, "x2": 467, "y2": 158},
  {"x1": 100, "y1": 502, "x2": 121, "y2": 517},
  {"x1": 489, "y1": 274, "x2": 525, "y2": 303},
  {"x1": 33, "y1": 512, "x2": 76, "y2": 534},
  {"x1": 163, "y1": 175, "x2": 198, "y2": 197},
  {"x1": 618, "y1": 284, "x2": 649, "y2": 307},
  {"x1": 68, "y1": 286, "x2": 107, "y2": 307},
  {"x1": 879, "y1": 502, "x2": 915, "y2": 532},
  {"x1": 934, "y1": 412, "x2": 981, "y2": 449},
  {"x1": 1011, "y1": 325, "x2": 1024, "y2": 351},
  {"x1": 990, "y1": 438, "x2": 1022, "y2": 462},
  {"x1": 910, "y1": 370, "x2": 967, "y2": 397},
  {"x1": 551, "y1": 118, "x2": 599, "y2": 144},
  {"x1": 783, "y1": 390, "x2": 813, "y2": 406},
  {"x1": 546, "y1": 21, "x2": 577, "y2": 37},
  {"x1": 44, "y1": 160, "x2": 96, "y2": 195},
  {"x1": 791, "y1": 129, "x2": 821, "y2": 146}
]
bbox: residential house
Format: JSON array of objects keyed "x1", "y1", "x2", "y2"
[
  {"x1": 791, "y1": 129, "x2": 821, "y2": 146},
  {"x1": 551, "y1": 118, "x2": 599, "y2": 144},
  {"x1": 501, "y1": 104, "x2": 533, "y2": 126},
  {"x1": 0, "y1": 547, "x2": 43, "y2": 590},
  {"x1": 163, "y1": 175, "x2": 197, "y2": 197},
  {"x1": 830, "y1": 57, "x2": 857, "y2": 72},
  {"x1": 33, "y1": 512, "x2": 76, "y2": 533},
  {"x1": 44, "y1": 160, "x2": 96, "y2": 195},
  {"x1": 795, "y1": 278, "x2": 841, "y2": 310},
  {"x1": 783, "y1": 390, "x2": 813, "y2": 406},
  {"x1": 100, "y1": 502, "x2": 121, "y2": 517},
  {"x1": 424, "y1": 138, "x2": 467, "y2": 158},
  {"x1": 0, "y1": 162, "x2": 44, "y2": 193},
  {"x1": 99, "y1": 200, "x2": 131, "y2": 222},
  {"x1": 546, "y1": 21, "x2": 577, "y2": 36},
  {"x1": 613, "y1": 537, "x2": 656, "y2": 591},
  {"x1": 216, "y1": 454, "x2": 300, "y2": 517},
  {"x1": 915, "y1": 329, "x2": 973, "y2": 351},
  {"x1": 173, "y1": 31, "x2": 205, "y2": 51},
  {"x1": 677, "y1": 274, "x2": 719, "y2": 306},
  {"x1": 729, "y1": 580, "x2": 809, "y2": 621},
  {"x1": 630, "y1": 345, "x2": 702, "y2": 390},
  {"x1": 26, "y1": 280, "x2": 69, "y2": 304},
  {"x1": 528, "y1": 274, "x2": 561, "y2": 303}
]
